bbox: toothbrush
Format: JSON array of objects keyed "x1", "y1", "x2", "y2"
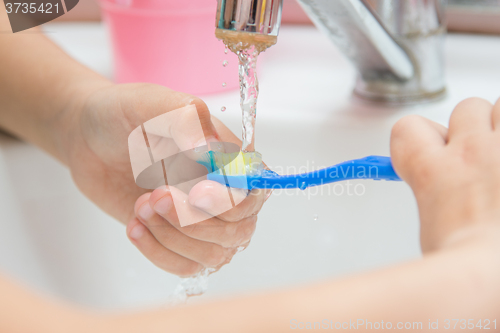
[{"x1": 197, "y1": 151, "x2": 401, "y2": 190}]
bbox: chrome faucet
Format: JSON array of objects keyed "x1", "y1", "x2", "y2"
[
  {"x1": 298, "y1": 0, "x2": 447, "y2": 104},
  {"x1": 215, "y1": 0, "x2": 447, "y2": 105}
]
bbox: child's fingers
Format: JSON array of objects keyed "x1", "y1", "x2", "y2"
[
  {"x1": 169, "y1": 98, "x2": 221, "y2": 151},
  {"x1": 135, "y1": 200, "x2": 235, "y2": 268},
  {"x1": 126, "y1": 218, "x2": 202, "y2": 277},
  {"x1": 126, "y1": 85, "x2": 219, "y2": 152},
  {"x1": 211, "y1": 116, "x2": 241, "y2": 144},
  {"x1": 448, "y1": 97, "x2": 493, "y2": 139},
  {"x1": 142, "y1": 101, "x2": 217, "y2": 155},
  {"x1": 149, "y1": 185, "x2": 257, "y2": 248},
  {"x1": 188, "y1": 181, "x2": 267, "y2": 222},
  {"x1": 390, "y1": 115, "x2": 447, "y2": 185}
]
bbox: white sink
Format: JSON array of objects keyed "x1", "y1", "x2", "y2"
[{"x1": 0, "y1": 23, "x2": 498, "y2": 309}]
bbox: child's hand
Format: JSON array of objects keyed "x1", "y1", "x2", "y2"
[
  {"x1": 391, "y1": 97, "x2": 500, "y2": 252},
  {"x1": 128, "y1": 184, "x2": 265, "y2": 276},
  {"x1": 65, "y1": 83, "x2": 268, "y2": 276}
]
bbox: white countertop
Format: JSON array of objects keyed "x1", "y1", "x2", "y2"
[{"x1": 0, "y1": 23, "x2": 499, "y2": 309}]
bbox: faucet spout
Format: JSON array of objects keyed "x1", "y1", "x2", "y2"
[{"x1": 215, "y1": 0, "x2": 283, "y2": 52}]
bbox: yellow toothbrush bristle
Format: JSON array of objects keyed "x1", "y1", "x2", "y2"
[{"x1": 211, "y1": 151, "x2": 263, "y2": 175}]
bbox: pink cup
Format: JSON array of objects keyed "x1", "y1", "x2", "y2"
[{"x1": 99, "y1": 0, "x2": 239, "y2": 95}]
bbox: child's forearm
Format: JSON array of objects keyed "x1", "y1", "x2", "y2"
[
  {"x1": 0, "y1": 10, "x2": 110, "y2": 164},
  {"x1": 107, "y1": 234, "x2": 500, "y2": 333},
  {"x1": 0, "y1": 274, "x2": 99, "y2": 333},
  {"x1": 0, "y1": 230, "x2": 497, "y2": 333}
]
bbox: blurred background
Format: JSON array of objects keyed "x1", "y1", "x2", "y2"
[{"x1": 56, "y1": 0, "x2": 500, "y2": 34}]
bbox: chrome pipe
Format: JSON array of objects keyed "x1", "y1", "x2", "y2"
[{"x1": 215, "y1": 0, "x2": 283, "y2": 36}]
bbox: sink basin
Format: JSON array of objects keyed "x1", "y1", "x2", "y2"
[{"x1": 0, "y1": 22, "x2": 498, "y2": 309}]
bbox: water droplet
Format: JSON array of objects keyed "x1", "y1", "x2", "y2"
[
  {"x1": 222, "y1": 60, "x2": 228, "y2": 67},
  {"x1": 222, "y1": 82, "x2": 227, "y2": 87},
  {"x1": 224, "y1": 46, "x2": 228, "y2": 54},
  {"x1": 221, "y1": 106, "x2": 226, "y2": 112},
  {"x1": 299, "y1": 182, "x2": 307, "y2": 190},
  {"x1": 313, "y1": 214, "x2": 319, "y2": 221}
]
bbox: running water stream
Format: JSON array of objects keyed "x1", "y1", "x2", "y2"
[
  {"x1": 170, "y1": 32, "x2": 275, "y2": 304},
  {"x1": 237, "y1": 46, "x2": 260, "y2": 152},
  {"x1": 170, "y1": 267, "x2": 215, "y2": 304},
  {"x1": 217, "y1": 30, "x2": 276, "y2": 152}
]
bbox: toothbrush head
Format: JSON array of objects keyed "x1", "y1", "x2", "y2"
[{"x1": 197, "y1": 150, "x2": 264, "y2": 176}]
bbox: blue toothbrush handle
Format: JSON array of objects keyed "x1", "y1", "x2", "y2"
[
  {"x1": 251, "y1": 156, "x2": 401, "y2": 189},
  {"x1": 337, "y1": 155, "x2": 401, "y2": 181},
  {"x1": 207, "y1": 156, "x2": 401, "y2": 189}
]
